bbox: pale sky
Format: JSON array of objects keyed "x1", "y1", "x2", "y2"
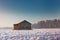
[{"x1": 0, "y1": 0, "x2": 60, "y2": 27}]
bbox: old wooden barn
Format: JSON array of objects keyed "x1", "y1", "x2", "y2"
[{"x1": 14, "y1": 20, "x2": 31, "y2": 30}]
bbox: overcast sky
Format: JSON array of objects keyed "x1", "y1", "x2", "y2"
[{"x1": 0, "y1": 0, "x2": 60, "y2": 27}]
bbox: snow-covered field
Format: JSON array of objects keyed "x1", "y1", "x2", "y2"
[{"x1": 0, "y1": 29, "x2": 60, "y2": 40}]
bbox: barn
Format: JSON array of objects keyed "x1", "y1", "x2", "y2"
[{"x1": 14, "y1": 20, "x2": 31, "y2": 30}]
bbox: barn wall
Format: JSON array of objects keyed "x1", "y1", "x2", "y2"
[
  {"x1": 19, "y1": 22, "x2": 31, "y2": 30},
  {"x1": 14, "y1": 24, "x2": 19, "y2": 30}
]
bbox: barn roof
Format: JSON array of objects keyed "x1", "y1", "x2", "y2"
[{"x1": 18, "y1": 20, "x2": 31, "y2": 24}]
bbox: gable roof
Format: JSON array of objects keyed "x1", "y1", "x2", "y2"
[{"x1": 18, "y1": 20, "x2": 31, "y2": 24}]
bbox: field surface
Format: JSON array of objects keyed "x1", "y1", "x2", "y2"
[{"x1": 0, "y1": 29, "x2": 60, "y2": 40}]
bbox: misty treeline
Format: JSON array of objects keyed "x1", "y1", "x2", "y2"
[{"x1": 32, "y1": 19, "x2": 60, "y2": 29}]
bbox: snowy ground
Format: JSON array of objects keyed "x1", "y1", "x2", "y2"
[{"x1": 0, "y1": 29, "x2": 60, "y2": 40}]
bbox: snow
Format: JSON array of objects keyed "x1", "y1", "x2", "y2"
[{"x1": 0, "y1": 29, "x2": 60, "y2": 40}]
